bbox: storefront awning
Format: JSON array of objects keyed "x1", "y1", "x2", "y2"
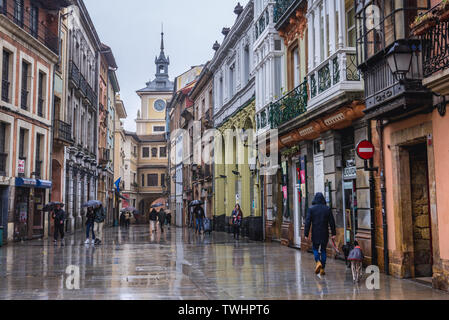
[
  {"x1": 37, "y1": 180, "x2": 52, "y2": 189},
  {"x1": 15, "y1": 178, "x2": 38, "y2": 187}
]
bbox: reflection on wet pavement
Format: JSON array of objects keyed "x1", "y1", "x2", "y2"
[{"x1": 0, "y1": 225, "x2": 448, "y2": 300}]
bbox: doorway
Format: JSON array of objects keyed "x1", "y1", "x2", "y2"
[
  {"x1": 292, "y1": 160, "x2": 301, "y2": 248},
  {"x1": 409, "y1": 144, "x2": 433, "y2": 279}
]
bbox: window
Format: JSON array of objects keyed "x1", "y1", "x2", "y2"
[
  {"x1": 219, "y1": 77, "x2": 223, "y2": 106},
  {"x1": 21, "y1": 61, "x2": 30, "y2": 110},
  {"x1": 30, "y1": 5, "x2": 39, "y2": 38},
  {"x1": 346, "y1": 5, "x2": 356, "y2": 47},
  {"x1": 2, "y1": 50, "x2": 10, "y2": 103},
  {"x1": 141, "y1": 174, "x2": 145, "y2": 186},
  {"x1": 14, "y1": 0, "x2": 24, "y2": 27},
  {"x1": 292, "y1": 46, "x2": 300, "y2": 88},
  {"x1": 0, "y1": 0, "x2": 6, "y2": 14},
  {"x1": 244, "y1": 46, "x2": 250, "y2": 84},
  {"x1": 0, "y1": 122, "x2": 7, "y2": 175},
  {"x1": 18, "y1": 128, "x2": 27, "y2": 177},
  {"x1": 160, "y1": 146, "x2": 167, "y2": 158},
  {"x1": 151, "y1": 147, "x2": 158, "y2": 158},
  {"x1": 161, "y1": 173, "x2": 166, "y2": 187},
  {"x1": 133, "y1": 146, "x2": 137, "y2": 155},
  {"x1": 133, "y1": 173, "x2": 136, "y2": 184},
  {"x1": 35, "y1": 134, "x2": 43, "y2": 178},
  {"x1": 229, "y1": 64, "x2": 235, "y2": 97},
  {"x1": 153, "y1": 126, "x2": 165, "y2": 132},
  {"x1": 38, "y1": 72, "x2": 46, "y2": 117},
  {"x1": 147, "y1": 174, "x2": 158, "y2": 186},
  {"x1": 142, "y1": 147, "x2": 149, "y2": 158}
]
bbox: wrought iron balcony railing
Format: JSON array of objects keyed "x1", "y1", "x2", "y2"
[
  {"x1": 420, "y1": 11, "x2": 449, "y2": 78},
  {"x1": 0, "y1": 1, "x2": 59, "y2": 54},
  {"x1": 54, "y1": 119, "x2": 73, "y2": 144},
  {"x1": 69, "y1": 60, "x2": 81, "y2": 87},
  {"x1": 1, "y1": 79, "x2": 9, "y2": 102},
  {"x1": 269, "y1": 79, "x2": 308, "y2": 129},
  {"x1": 0, "y1": 152, "x2": 7, "y2": 176},
  {"x1": 309, "y1": 51, "x2": 361, "y2": 99},
  {"x1": 273, "y1": 0, "x2": 297, "y2": 24},
  {"x1": 79, "y1": 74, "x2": 88, "y2": 97}
]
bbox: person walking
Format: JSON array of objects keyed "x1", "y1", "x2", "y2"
[
  {"x1": 52, "y1": 204, "x2": 65, "y2": 243},
  {"x1": 149, "y1": 208, "x2": 158, "y2": 235},
  {"x1": 231, "y1": 204, "x2": 243, "y2": 240},
  {"x1": 94, "y1": 204, "x2": 106, "y2": 245},
  {"x1": 166, "y1": 211, "x2": 172, "y2": 230},
  {"x1": 85, "y1": 207, "x2": 96, "y2": 244},
  {"x1": 194, "y1": 204, "x2": 205, "y2": 234},
  {"x1": 158, "y1": 208, "x2": 167, "y2": 233},
  {"x1": 304, "y1": 192, "x2": 336, "y2": 276}
]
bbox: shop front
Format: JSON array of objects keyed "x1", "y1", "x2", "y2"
[{"x1": 14, "y1": 178, "x2": 51, "y2": 241}]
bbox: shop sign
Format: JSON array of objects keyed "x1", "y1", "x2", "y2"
[
  {"x1": 343, "y1": 166, "x2": 357, "y2": 180},
  {"x1": 18, "y1": 160, "x2": 25, "y2": 174}
]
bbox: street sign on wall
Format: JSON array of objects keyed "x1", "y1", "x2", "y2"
[{"x1": 356, "y1": 140, "x2": 375, "y2": 160}]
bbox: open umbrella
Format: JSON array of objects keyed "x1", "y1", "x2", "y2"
[
  {"x1": 82, "y1": 200, "x2": 102, "y2": 208},
  {"x1": 151, "y1": 203, "x2": 164, "y2": 208},
  {"x1": 43, "y1": 202, "x2": 64, "y2": 212},
  {"x1": 189, "y1": 200, "x2": 203, "y2": 207},
  {"x1": 120, "y1": 206, "x2": 139, "y2": 214}
]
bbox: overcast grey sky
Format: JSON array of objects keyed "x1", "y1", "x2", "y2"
[{"x1": 84, "y1": 0, "x2": 249, "y2": 131}]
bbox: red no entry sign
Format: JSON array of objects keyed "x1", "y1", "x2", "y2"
[{"x1": 356, "y1": 140, "x2": 375, "y2": 160}]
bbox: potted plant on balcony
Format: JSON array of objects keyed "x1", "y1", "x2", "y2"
[
  {"x1": 439, "y1": 0, "x2": 449, "y2": 22},
  {"x1": 411, "y1": 12, "x2": 438, "y2": 36}
]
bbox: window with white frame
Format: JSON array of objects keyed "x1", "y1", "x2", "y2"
[{"x1": 346, "y1": 3, "x2": 356, "y2": 47}]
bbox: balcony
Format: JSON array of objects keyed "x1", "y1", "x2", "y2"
[
  {"x1": 418, "y1": 5, "x2": 449, "y2": 95},
  {"x1": 69, "y1": 60, "x2": 81, "y2": 88},
  {"x1": 0, "y1": 1, "x2": 59, "y2": 55},
  {"x1": 273, "y1": 0, "x2": 300, "y2": 25},
  {"x1": 2, "y1": 79, "x2": 9, "y2": 102},
  {"x1": 308, "y1": 50, "x2": 362, "y2": 110},
  {"x1": 0, "y1": 152, "x2": 7, "y2": 176},
  {"x1": 54, "y1": 119, "x2": 73, "y2": 145},
  {"x1": 268, "y1": 79, "x2": 308, "y2": 129},
  {"x1": 361, "y1": 49, "x2": 432, "y2": 119},
  {"x1": 79, "y1": 74, "x2": 88, "y2": 97}
]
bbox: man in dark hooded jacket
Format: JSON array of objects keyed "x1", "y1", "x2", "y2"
[{"x1": 304, "y1": 192, "x2": 336, "y2": 276}]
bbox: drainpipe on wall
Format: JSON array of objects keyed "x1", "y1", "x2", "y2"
[
  {"x1": 376, "y1": 119, "x2": 389, "y2": 275},
  {"x1": 368, "y1": 120, "x2": 377, "y2": 266}
]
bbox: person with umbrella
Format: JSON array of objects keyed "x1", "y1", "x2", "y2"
[
  {"x1": 191, "y1": 200, "x2": 205, "y2": 235},
  {"x1": 52, "y1": 203, "x2": 65, "y2": 243},
  {"x1": 94, "y1": 204, "x2": 106, "y2": 245},
  {"x1": 85, "y1": 206, "x2": 96, "y2": 244},
  {"x1": 158, "y1": 208, "x2": 167, "y2": 233},
  {"x1": 149, "y1": 207, "x2": 159, "y2": 235}
]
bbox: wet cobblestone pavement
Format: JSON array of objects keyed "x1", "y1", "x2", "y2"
[{"x1": 0, "y1": 225, "x2": 448, "y2": 300}]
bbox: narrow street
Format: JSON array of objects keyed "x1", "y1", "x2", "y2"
[{"x1": 0, "y1": 225, "x2": 447, "y2": 300}]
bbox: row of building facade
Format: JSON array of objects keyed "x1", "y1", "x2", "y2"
[
  {"x1": 167, "y1": 0, "x2": 449, "y2": 291},
  {"x1": 0, "y1": 0, "x2": 128, "y2": 243}
]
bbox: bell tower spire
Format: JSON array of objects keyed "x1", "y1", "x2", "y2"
[{"x1": 155, "y1": 23, "x2": 169, "y2": 79}]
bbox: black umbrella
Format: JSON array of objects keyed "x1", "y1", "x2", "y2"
[
  {"x1": 151, "y1": 203, "x2": 164, "y2": 208},
  {"x1": 43, "y1": 202, "x2": 64, "y2": 212},
  {"x1": 121, "y1": 206, "x2": 139, "y2": 214},
  {"x1": 82, "y1": 200, "x2": 102, "y2": 208},
  {"x1": 189, "y1": 200, "x2": 203, "y2": 207}
]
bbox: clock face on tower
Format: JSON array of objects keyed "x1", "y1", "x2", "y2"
[{"x1": 154, "y1": 99, "x2": 166, "y2": 112}]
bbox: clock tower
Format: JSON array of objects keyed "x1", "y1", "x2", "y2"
[{"x1": 136, "y1": 30, "x2": 174, "y2": 136}]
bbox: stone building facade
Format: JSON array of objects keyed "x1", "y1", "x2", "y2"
[
  {"x1": 64, "y1": 0, "x2": 101, "y2": 232},
  {"x1": 0, "y1": 0, "x2": 70, "y2": 243}
]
